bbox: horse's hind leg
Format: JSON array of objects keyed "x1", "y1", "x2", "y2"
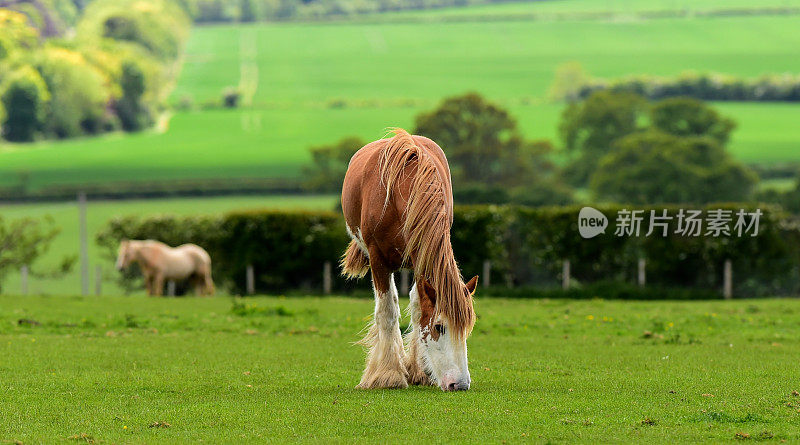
[
  {"x1": 191, "y1": 275, "x2": 204, "y2": 296},
  {"x1": 357, "y1": 259, "x2": 408, "y2": 389}
]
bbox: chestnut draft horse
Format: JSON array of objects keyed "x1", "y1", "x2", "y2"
[
  {"x1": 115, "y1": 240, "x2": 215, "y2": 296},
  {"x1": 341, "y1": 128, "x2": 478, "y2": 391}
]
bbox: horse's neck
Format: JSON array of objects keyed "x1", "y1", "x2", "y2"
[{"x1": 134, "y1": 244, "x2": 158, "y2": 267}]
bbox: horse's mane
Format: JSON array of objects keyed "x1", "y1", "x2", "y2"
[{"x1": 379, "y1": 128, "x2": 475, "y2": 337}]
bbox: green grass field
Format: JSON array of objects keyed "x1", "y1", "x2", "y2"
[
  {"x1": 0, "y1": 195, "x2": 339, "y2": 296},
  {"x1": 2, "y1": 11, "x2": 800, "y2": 190},
  {"x1": 3, "y1": 294, "x2": 800, "y2": 442}
]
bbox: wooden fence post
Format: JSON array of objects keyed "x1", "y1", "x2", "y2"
[
  {"x1": 78, "y1": 192, "x2": 89, "y2": 296},
  {"x1": 167, "y1": 280, "x2": 176, "y2": 297},
  {"x1": 95, "y1": 265, "x2": 102, "y2": 296},
  {"x1": 323, "y1": 261, "x2": 332, "y2": 295},
  {"x1": 562, "y1": 259, "x2": 570, "y2": 290},
  {"x1": 638, "y1": 258, "x2": 646, "y2": 287},
  {"x1": 246, "y1": 264, "x2": 255, "y2": 295},
  {"x1": 723, "y1": 259, "x2": 732, "y2": 299},
  {"x1": 21, "y1": 265, "x2": 28, "y2": 296},
  {"x1": 482, "y1": 260, "x2": 491, "y2": 288},
  {"x1": 400, "y1": 269, "x2": 410, "y2": 296}
]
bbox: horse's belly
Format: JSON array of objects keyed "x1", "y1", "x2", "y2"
[{"x1": 164, "y1": 261, "x2": 194, "y2": 280}]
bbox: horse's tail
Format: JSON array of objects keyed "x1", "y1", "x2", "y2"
[
  {"x1": 204, "y1": 274, "x2": 215, "y2": 295},
  {"x1": 341, "y1": 239, "x2": 369, "y2": 279},
  {"x1": 378, "y1": 128, "x2": 474, "y2": 336}
]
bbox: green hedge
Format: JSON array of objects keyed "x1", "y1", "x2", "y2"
[{"x1": 97, "y1": 204, "x2": 800, "y2": 297}]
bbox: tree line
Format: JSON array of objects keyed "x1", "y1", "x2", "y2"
[
  {"x1": 0, "y1": 0, "x2": 190, "y2": 142},
  {"x1": 304, "y1": 91, "x2": 757, "y2": 206},
  {"x1": 550, "y1": 62, "x2": 800, "y2": 103},
  {"x1": 188, "y1": 0, "x2": 513, "y2": 22}
]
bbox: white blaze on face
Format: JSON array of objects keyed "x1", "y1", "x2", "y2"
[
  {"x1": 420, "y1": 316, "x2": 470, "y2": 391},
  {"x1": 410, "y1": 282, "x2": 472, "y2": 391}
]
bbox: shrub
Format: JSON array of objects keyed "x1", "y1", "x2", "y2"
[
  {"x1": 0, "y1": 66, "x2": 50, "y2": 142},
  {"x1": 115, "y1": 60, "x2": 150, "y2": 131},
  {"x1": 222, "y1": 87, "x2": 240, "y2": 108}
]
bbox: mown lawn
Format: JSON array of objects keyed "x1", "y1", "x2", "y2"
[
  {"x1": 2, "y1": 295, "x2": 800, "y2": 443},
  {"x1": 2, "y1": 12, "x2": 800, "y2": 190}
]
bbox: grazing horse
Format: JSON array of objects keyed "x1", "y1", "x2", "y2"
[
  {"x1": 341, "y1": 128, "x2": 478, "y2": 391},
  {"x1": 115, "y1": 240, "x2": 215, "y2": 296}
]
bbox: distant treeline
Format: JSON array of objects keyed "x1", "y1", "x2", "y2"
[
  {"x1": 183, "y1": 0, "x2": 800, "y2": 23},
  {"x1": 551, "y1": 64, "x2": 800, "y2": 103},
  {"x1": 0, "y1": 0, "x2": 190, "y2": 142},
  {"x1": 187, "y1": 0, "x2": 527, "y2": 22}
]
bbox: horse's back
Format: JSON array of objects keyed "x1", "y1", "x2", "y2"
[
  {"x1": 176, "y1": 244, "x2": 212, "y2": 268},
  {"x1": 342, "y1": 134, "x2": 453, "y2": 232}
]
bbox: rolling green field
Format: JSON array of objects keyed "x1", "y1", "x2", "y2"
[
  {"x1": 3, "y1": 295, "x2": 800, "y2": 442},
  {"x1": 1, "y1": 11, "x2": 800, "y2": 190},
  {"x1": 0, "y1": 195, "x2": 339, "y2": 296}
]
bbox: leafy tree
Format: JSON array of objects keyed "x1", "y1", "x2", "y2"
[
  {"x1": 559, "y1": 90, "x2": 646, "y2": 185},
  {"x1": 590, "y1": 130, "x2": 756, "y2": 204},
  {"x1": 548, "y1": 61, "x2": 590, "y2": 102},
  {"x1": 80, "y1": 0, "x2": 190, "y2": 61},
  {"x1": 303, "y1": 137, "x2": 365, "y2": 192},
  {"x1": 0, "y1": 8, "x2": 39, "y2": 52},
  {"x1": 240, "y1": 0, "x2": 257, "y2": 21},
  {"x1": 35, "y1": 47, "x2": 111, "y2": 138},
  {"x1": 414, "y1": 94, "x2": 531, "y2": 184},
  {"x1": 194, "y1": 0, "x2": 231, "y2": 22},
  {"x1": 0, "y1": 66, "x2": 50, "y2": 142},
  {"x1": 650, "y1": 97, "x2": 736, "y2": 145},
  {"x1": 0, "y1": 215, "x2": 67, "y2": 293},
  {"x1": 414, "y1": 92, "x2": 571, "y2": 205},
  {"x1": 115, "y1": 60, "x2": 150, "y2": 131}
]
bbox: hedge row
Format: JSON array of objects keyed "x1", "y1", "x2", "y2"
[
  {"x1": 570, "y1": 72, "x2": 800, "y2": 102},
  {"x1": 97, "y1": 204, "x2": 800, "y2": 297}
]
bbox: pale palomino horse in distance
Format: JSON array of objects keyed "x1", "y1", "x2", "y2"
[
  {"x1": 341, "y1": 128, "x2": 478, "y2": 391},
  {"x1": 116, "y1": 240, "x2": 215, "y2": 296}
]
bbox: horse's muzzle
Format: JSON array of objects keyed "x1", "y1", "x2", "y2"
[{"x1": 442, "y1": 378, "x2": 470, "y2": 391}]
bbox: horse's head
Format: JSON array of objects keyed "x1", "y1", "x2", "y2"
[
  {"x1": 415, "y1": 275, "x2": 478, "y2": 391},
  {"x1": 115, "y1": 240, "x2": 134, "y2": 271}
]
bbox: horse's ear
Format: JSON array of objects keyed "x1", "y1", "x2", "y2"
[
  {"x1": 420, "y1": 278, "x2": 437, "y2": 305},
  {"x1": 465, "y1": 275, "x2": 479, "y2": 295}
]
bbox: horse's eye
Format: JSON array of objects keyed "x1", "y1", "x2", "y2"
[{"x1": 434, "y1": 323, "x2": 445, "y2": 335}]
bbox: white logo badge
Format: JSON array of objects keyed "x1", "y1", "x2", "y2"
[{"x1": 578, "y1": 207, "x2": 608, "y2": 239}]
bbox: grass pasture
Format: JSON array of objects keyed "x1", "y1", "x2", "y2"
[
  {"x1": 2, "y1": 295, "x2": 800, "y2": 442},
  {"x1": 2, "y1": 12, "x2": 800, "y2": 190},
  {"x1": 0, "y1": 195, "x2": 339, "y2": 296}
]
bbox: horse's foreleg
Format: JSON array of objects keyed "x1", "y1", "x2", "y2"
[
  {"x1": 357, "y1": 259, "x2": 408, "y2": 389},
  {"x1": 152, "y1": 273, "x2": 165, "y2": 297},
  {"x1": 404, "y1": 282, "x2": 433, "y2": 386},
  {"x1": 142, "y1": 270, "x2": 153, "y2": 296}
]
